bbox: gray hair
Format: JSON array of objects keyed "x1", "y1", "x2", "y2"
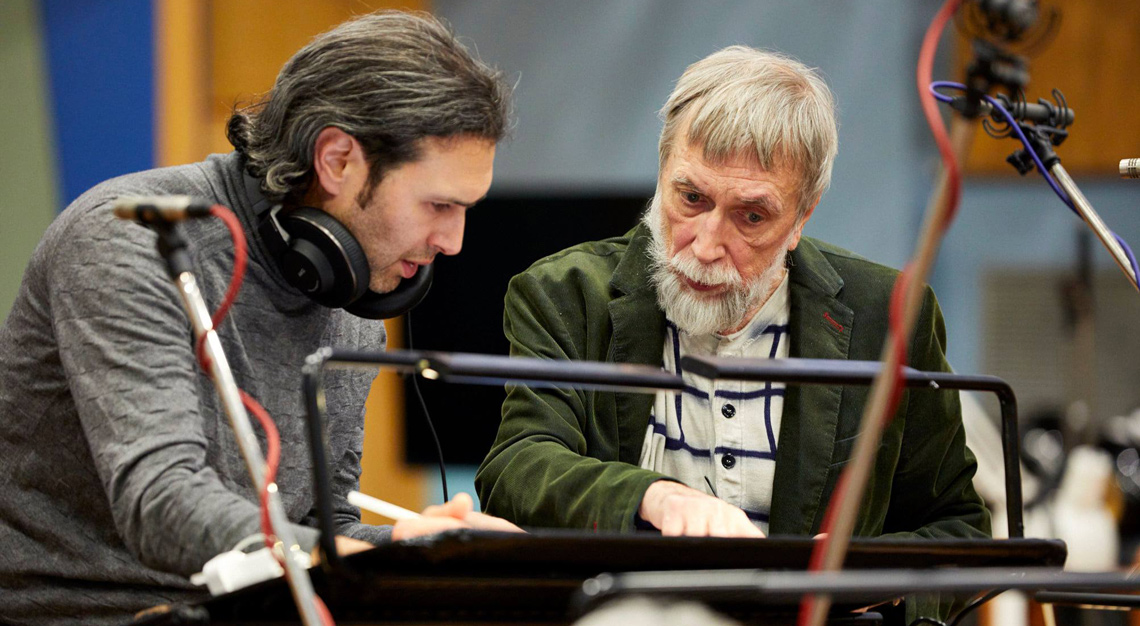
[
  {"x1": 227, "y1": 10, "x2": 513, "y2": 204},
  {"x1": 657, "y1": 46, "x2": 838, "y2": 218}
]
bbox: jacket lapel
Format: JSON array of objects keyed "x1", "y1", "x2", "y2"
[
  {"x1": 769, "y1": 238, "x2": 854, "y2": 536},
  {"x1": 607, "y1": 224, "x2": 667, "y2": 464}
]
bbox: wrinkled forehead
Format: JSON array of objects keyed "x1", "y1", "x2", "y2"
[{"x1": 665, "y1": 127, "x2": 806, "y2": 201}]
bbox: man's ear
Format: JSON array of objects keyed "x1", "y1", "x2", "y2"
[
  {"x1": 788, "y1": 196, "x2": 819, "y2": 251},
  {"x1": 311, "y1": 127, "x2": 364, "y2": 198}
]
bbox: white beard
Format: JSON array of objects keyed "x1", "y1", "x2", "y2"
[{"x1": 644, "y1": 195, "x2": 793, "y2": 336}]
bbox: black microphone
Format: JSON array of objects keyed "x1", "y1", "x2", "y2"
[
  {"x1": 112, "y1": 196, "x2": 212, "y2": 224},
  {"x1": 949, "y1": 95, "x2": 1074, "y2": 127},
  {"x1": 973, "y1": 0, "x2": 1039, "y2": 41}
]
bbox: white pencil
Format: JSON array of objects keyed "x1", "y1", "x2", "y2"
[{"x1": 347, "y1": 490, "x2": 421, "y2": 521}]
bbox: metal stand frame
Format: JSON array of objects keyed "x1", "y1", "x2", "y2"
[
  {"x1": 301, "y1": 348, "x2": 1028, "y2": 571},
  {"x1": 681, "y1": 356, "x2": 1024, "y2": 538},
  {"x1": 575, "y1": 567, "x2": 1139, "y2": 608}
]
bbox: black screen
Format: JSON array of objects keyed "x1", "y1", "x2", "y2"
[{"x1": 403, "y1": 193, "x2": 651, "y2": 465}]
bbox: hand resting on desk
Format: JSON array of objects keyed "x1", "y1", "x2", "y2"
[
  {"x1": 314, "y1": 493, "x2": 524, "y2": 563},
  {"x1": 394, "y1": 492, "x2": 524, "y2": 540},
  {"x1": 639, "y1": 481, "x2": 766, "y2": 538}
]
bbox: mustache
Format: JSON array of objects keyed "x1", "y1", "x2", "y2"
[{"x1": 668, "y1": 253, "x2": 743, "y2": 289}]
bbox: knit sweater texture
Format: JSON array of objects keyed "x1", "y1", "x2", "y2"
[{"x1": 0, "y1": 153, "x2": 390, "y2": 625}]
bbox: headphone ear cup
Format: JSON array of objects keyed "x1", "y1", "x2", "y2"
[{"x1": 274, "y1": 207, "x2": 370, "y2": 307}]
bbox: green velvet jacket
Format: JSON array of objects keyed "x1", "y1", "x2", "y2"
[{"x1": 476, "y1": 224, "x2": 990, "y2": 543}]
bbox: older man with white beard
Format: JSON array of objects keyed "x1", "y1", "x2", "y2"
[{"x1": 476, "y1": 46, "x2": 989, "y2": 546}]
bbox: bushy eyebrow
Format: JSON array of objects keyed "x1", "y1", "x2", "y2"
[
  {"x1": 671, "y1": 175, "x2": 702, "y2": 194},
  {"x1": 739, "y1": 194, "x2": 780, "y2": 213},
  {"x1": 671, "y1": 175, "x2": 781, "y2": 214}
]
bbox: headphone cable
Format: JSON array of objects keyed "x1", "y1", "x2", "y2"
[{"x1": 404, "y1": 310, "x2": 450, "y2": 502}]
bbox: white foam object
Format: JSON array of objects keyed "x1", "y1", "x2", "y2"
[
  {"x1": 1054, "y1": 445, "x2": 1119, "y2": 572},
  {"x1": 190, "y1": 546, "x2": 309, "y2": 596}
]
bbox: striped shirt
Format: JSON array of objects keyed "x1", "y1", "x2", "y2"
[{"x1": 639, "y1": 274, "x2": 790, "y2": 534}]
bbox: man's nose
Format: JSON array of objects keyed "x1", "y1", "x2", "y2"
[
  {"x1": 689, "y1": 210, "x2": 728, "y2": 264},
  {"x1": 430, "y1": 211, "x2": 466, "y2": 257}
]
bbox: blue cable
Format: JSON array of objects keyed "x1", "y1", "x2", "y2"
[{"x1": 929, "y1": 81, "x2": 1140, "y2": 284}]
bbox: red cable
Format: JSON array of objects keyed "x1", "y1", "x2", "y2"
[
  {"x1": 195, "y1": 206, "x2": 248, "y2": 370},
  {"x1": 241, "y1": 390, "x2": 281, "y2": 543},
  {"x1": 919, "y1": 1, "x2": 965, "y2": 230},
  {"x1": 195, "y1": 205, "x2": 335, "y2": 626},
  {"x1": 797, "y1": 2, "x2": 963, "y2": 625},
  {"x1": 208, "y1": 206, "x2": 249, "y2": 329}
]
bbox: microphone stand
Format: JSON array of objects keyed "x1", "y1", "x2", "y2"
[
  {"x1": 145, "y1": 219, "x2": 324, "y2": 626},
  {"x1": 1049, "y1": 163, "x2": 1138, "y2": 290}
]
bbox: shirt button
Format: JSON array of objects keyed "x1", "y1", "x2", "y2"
[
  {"x1": 721, "y1": 453, "x2": 736, "y2": 469},
  {"x1": 721, "y1": 403, "x2": 736, "y2": 419}
]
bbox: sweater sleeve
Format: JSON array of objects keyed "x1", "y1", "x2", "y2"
[
  {"x1": 48, "y1": 206, "x2": 316, "y2": 576},
  {"x1": 328, "y1": 401, "x2": 393, "y2": 544}
]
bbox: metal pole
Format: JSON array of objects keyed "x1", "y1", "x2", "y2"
[
  {"x1": 175, "y1": 273, "x2": 323, "y2": 626},
  {"x1": 1050, "y1": 163, "x2": 1139, "y2": 291},
  {"x1": 577, "y1": 567, "x2": 1139, "y2": 605}
]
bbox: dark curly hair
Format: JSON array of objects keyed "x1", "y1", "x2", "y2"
[{"x1": 227, "y1": 10, "x2": 513, "y2": 205}]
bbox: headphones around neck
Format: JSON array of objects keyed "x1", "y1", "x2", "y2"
[{"x1": 255, "y1": 203, "x2": 434, "y2": 320}]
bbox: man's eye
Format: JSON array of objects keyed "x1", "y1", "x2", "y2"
[
  {"x1": 432, "y1": 202, "x2": 452, "y2": 211},
  {"x1": 682, "y1": 192, "x2": 702, "y2": 204},
  {"x1": 746, "y1": 212, "x2": 763, "y2": 224}
]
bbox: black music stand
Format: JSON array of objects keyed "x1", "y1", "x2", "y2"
[
  {"x1": 137, "y1": 530, "x2": 1070, "y2": 625},
  {"x1": 133, "y1": 350, "x2": 1077, "y2": 625},
  {"x1": 302, "y1": 348, "x2": 1026, "y2": 563}
]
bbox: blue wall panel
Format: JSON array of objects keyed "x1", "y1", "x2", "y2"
[{"x1": 41, "y1": 0, "x2": 154, "y2": 208}]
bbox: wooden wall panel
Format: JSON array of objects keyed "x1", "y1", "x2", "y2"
[
  {"x1": 156, "y1": 0, "x2": 210, "y2": 167},
  {"x1": 207, "y1": 0, "x2": 429, "y2": 155},
  {"x1": 961, "y1": 1, "x2": 1140, "y2": 177}
]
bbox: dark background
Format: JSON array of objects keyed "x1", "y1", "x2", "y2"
[{"x1": 403, "y1": 193, "x2": 652, "y2": 465}]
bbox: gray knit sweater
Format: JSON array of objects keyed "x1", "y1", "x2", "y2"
[{"x1": 0, "y1": 153, "x2": 391, "y2": 625}]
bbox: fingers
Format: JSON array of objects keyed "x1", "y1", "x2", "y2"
[
  {"x1": 644, "y1": 482, "x2": 765, "y2": 538},
  {"x1": 736, "y1": 515, "x2": 766, "y2": 538},
  {"x1": 310, "y1": 535, "x2": 375, "y2": 566},
  {"x1": 391, "y1": 516, "x2": 468, "y2": 541},
  {"x1": 335, "y1": 535, "x2": 374, "y2": 556},
  {"x1": 464, "y1": 511, "x2": 526, "y2": 533},
  {"x1": 417, "y1": 493, "x2": 525, "y2": 534},
  {"x1": 422, "y1": 492, "x2": 475, "y2": 520},
  {"x1": 660, "y1": 507, "x2": 686, "y2": 536},
  {"x1": 708, "y1": 514, "x2": 730, "y2": 538}
]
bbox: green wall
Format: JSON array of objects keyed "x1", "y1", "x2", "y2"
[{"x1": 0, "y1": 0, "x2": 58, "y2": 321}]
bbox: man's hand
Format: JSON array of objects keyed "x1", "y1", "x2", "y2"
[
  {"x1": 311, "y1": 535, "x2": 374, "y2": 565},
  {"x1": 392, "y1": 492, "x2": 524, "y2": 540},
  {"x1": 638, "y1": 481, "x2": 765, "y2": 538}
]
